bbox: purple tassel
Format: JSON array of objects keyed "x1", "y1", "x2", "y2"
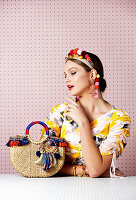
[
  {"x1": 43, "y1": 151, "x2": 47, "y2": 171},
  {"x1": 43, "y1": 152, "x2": 51, "y2": 171}
]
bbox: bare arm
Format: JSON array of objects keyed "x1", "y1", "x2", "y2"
[
  {"x1": 56, "y1": 163, "x2": 89, "y2": 176},
  {"x1": 78, "y1": 121, "x2": 113, "y2": 178},
  {"x1": 78, "y1": 121, "x2": 103, "y2": 177}
]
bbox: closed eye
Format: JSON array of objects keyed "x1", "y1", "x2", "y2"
[
  {"x1": 71, "y1": 72, "x2": 76, "y2": 75},
  {"x1": 65, "y1": 72, "x2": 76, "y2": 78}
]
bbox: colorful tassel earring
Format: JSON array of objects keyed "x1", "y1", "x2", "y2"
[
  {"x1": 75, "y1": 73, "x2": 100, "y2": 101},
  {"x1": 89, "y1": 74, "x2": 100, "y2": 98}
]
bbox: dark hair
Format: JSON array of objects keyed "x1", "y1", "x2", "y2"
[{"x1": 65, "y1": 52, "x2": 107, "y2": 92}]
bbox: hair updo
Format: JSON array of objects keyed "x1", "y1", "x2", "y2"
[{"x1": 65, "y1": 51, "x2": 107, "y2": 92}]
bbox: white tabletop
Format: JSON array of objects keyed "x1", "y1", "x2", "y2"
[{"x1": 0, "y1": 174, "x2": 136, "y2": 200}]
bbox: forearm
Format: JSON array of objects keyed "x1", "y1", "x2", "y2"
[
  {"x1": 56, "y1": 163, "x2": 84, "y2": 176},
  {"x1": 78, "y1": 121, "x2": 103, "y2": 177}
]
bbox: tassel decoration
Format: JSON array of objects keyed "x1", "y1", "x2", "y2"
[
  {"x1": 35, "y1": 137, "x2": 68, "y2": 171},
  {"x1": 6, "y1": 135, "x2": 30, "y2": 147},
  {"x1": 52, "y1": 154, "x2": 57, "y2": 166},
  {"x1": 43, "y1": 151, "x2": 47, "y2": 171},
  {"x1": 36, "y1": 136, "x2": 67, "y2": 171},
  {"x1": 48, "y1": 154, "x2": 53, "y2": 168}
]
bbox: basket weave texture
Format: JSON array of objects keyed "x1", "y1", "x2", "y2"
[{"x1": 10, "y1": 139, "x2": 65, "y2": 177}]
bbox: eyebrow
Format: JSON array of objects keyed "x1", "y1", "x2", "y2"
[{"x1": 64, "y1": 67, "x2": 78, "y2": 74}]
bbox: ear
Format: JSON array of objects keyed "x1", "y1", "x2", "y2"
[{"x1": 89, "y1": 69, "x2": 97, "y2": 80}]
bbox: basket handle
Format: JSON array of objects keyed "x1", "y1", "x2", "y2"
[{"x1": 25, "y1": 121, "x2": 49, "y2": 144}]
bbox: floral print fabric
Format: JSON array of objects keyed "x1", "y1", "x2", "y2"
[{"x1": 40, "y1": 102, "x2": 131, "y2": 178}]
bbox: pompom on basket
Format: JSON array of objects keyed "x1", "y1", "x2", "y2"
[{"x1": 6, "y1": 121, "x2": 68, "y2": 178}]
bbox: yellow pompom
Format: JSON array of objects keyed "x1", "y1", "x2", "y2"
[
  {"x1": 74, "y1": 54, "x2": 78, "y2": 58},
  {"x1": 79, "y1": 55, "x2": 83, "y2": 59},
  {"x1": 96, "y1": 74, "x2": 100, "y2": 78}
]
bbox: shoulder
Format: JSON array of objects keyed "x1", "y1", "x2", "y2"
[{"x1": 111, "y1": 107, "x2": 131, "y2": 123}]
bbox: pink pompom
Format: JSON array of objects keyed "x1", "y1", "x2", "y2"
[{"x1": 95, "y1": 82, "x2": 99, "y2": 86}]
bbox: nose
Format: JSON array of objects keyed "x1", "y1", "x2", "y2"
[{"x1": 65, "y1": 75, "x2": 71, "y2": 83}]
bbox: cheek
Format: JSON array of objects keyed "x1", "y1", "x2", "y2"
[{"x1": 74, "y1": 74, "x2": 89, "y2": 87}]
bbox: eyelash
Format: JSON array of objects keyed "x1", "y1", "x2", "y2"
[{"x1": 65, "y1": 72, "x2": 76, "y2": 78}]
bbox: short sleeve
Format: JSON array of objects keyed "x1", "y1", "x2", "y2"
[
  {"x1": 40, "y1": 104, "x2": 64, "y2": 141},
  {"x1": 99, "y1": 113, "x2": 131, "y2": 160}
]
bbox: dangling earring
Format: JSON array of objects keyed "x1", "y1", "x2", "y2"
[{"x1": 89, "y1": 74, "x2": 100, "y2": 98}]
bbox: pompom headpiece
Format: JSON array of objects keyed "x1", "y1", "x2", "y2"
[{"x1": 65, "y1": 48, "x2": 94, "y2": 69}]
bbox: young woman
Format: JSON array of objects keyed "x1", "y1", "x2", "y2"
[{"x1": 40, "y1": 48, "x2": 131, "y2": 178}]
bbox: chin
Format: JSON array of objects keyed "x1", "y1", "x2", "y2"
[
  {"x1": 69, "y1": 88, "x2": 83, "y2": 97},
  {"x1": 70, "y1": 92, "x2": 80, "y2": 97}
]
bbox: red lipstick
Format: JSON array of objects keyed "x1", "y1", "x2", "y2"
[{"x1": 67, "y1": 85, "x2": 74, "y2": 90}]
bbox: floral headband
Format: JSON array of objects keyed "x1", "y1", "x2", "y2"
[{"x1": 65, "y1": 48, "x2": 94, "y2": 69}]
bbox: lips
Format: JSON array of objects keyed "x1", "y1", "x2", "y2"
[
  {"x1": 67, "y1": 85, "x2": 74, "y2": 90},
  {"x1": 67, "y1": 85, "x2": 74, "y2": 88}
]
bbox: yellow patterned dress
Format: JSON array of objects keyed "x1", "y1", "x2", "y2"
[{"x1": 40, "y1": 102, "x2": 131, "y2": 178}]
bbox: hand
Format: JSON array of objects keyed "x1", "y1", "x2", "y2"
[
  {"x1": 115, "y1": 168, "x2": 126, "y2": 177},
  {"x1": 66, "y1": 97, "x2": 89, "y2": 126},
  {"x1": 77, "y1": 165, "x2": 90, "y2": 176},
  {"x1": 85, "y1": 166, "x2": 90, "y2": 175}
]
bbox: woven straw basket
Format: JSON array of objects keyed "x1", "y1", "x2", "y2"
[{"x1": 8, "y1": 121, "x2": 66, "y2": 178}]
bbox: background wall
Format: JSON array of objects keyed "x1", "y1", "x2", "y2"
[{"x1": 0, "y1": 0, "x2": 135, "y2": 176}]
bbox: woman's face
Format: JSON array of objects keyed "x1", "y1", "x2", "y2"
[{"x1": 64, "y1": 60, "x2": 92, "y2": 96}]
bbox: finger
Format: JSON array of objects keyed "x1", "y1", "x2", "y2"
[
  {"x1": 67, "y1": 104, "x2": 73, "y2": 108},
  {"x1": 67, "y1": 104, "x2": 77, "y2": 111},
  {"x1": 66, "y1": 107, "x2": 70, "y2": 113},
  {"x1": 66, "y1": 105, "x2": 71, "y2": 111},
  {"x1": 66, "y1": 105, "x2": 73, "y2": 112},
  {"x1": 67, "y1": 97, "x2": 77, "y2": 106}
]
